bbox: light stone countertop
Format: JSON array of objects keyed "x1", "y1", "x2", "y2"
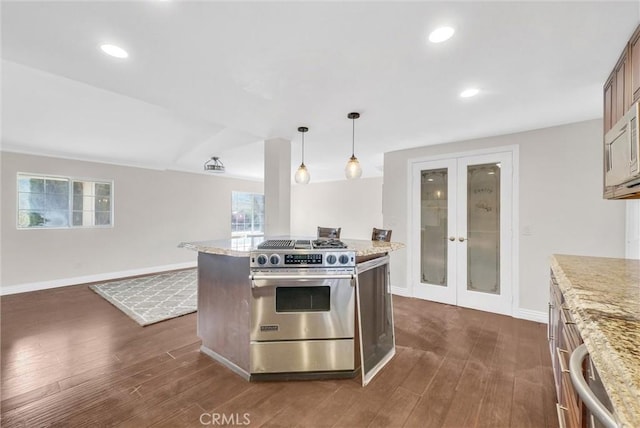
[
  {"x1": 551, "y1": 254, "x2": 639, "y2": 428},
  {"x1": 179, "y1": 237, "x2": 405, "y2": 257}
]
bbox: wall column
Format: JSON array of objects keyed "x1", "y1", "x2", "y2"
[{"x1": 264, "y1": 137, "x2": 291, "y2": 236}]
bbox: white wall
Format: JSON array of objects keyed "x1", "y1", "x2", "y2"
[
  {"x1": 383, "y1": 119, "x2": 626, "y2": 316},
  {"x1": 291, "y1": 177, "x2": 383, "y2": 240},
  {"x1": 626, "y1": 201, "x2": 640, "y2": 259},
  {"x1": 1, "y1": 152, "x2": 262, "y2": 293}
]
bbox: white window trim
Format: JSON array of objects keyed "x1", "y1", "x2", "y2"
[{"x1": 16, "y1": 172, "x2": 115, "y2": 230}]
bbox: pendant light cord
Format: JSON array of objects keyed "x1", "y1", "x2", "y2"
[
  {"x1": 351, "y1": 117, "x2": 355, "y2": 157},
  {"x1": 301, "y1": 132, "x2": 305, "y2": 165}
]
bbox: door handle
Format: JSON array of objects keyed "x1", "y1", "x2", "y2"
[
  {"x1": 449, "y1": 236, "x2": 455, "y2": 241},
  {"x1": 458, "y1": 237, "x2": 466, "y2": 242}
]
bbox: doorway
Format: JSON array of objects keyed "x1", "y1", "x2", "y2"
[{"x1": 410, "y1": 150, "x2": 515, "y2": 315}]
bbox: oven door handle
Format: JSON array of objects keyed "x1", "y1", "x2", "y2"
[{"x1": 250, "y1": 273, "x2": 355, "y2": 285}]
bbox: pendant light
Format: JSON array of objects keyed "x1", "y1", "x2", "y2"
[
  {"x1": 294, "y1": 126, "x2": 310, "y2": 184},
  {"x1": 345, "y1": 112, "x2": 362, "y2": 179}
]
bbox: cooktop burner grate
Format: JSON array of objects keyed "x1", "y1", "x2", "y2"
[
  {"x1": 257, "y1": 239, "x2": 296, "y2": 250},
  {"x1": 312, "y1": 239, "x2": 348, "y2": 249}
]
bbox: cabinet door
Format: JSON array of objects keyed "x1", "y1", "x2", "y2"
[
  {"x1": 356, "y1": 255, "x2": 395, "y2": 386},
  {"x1": 614, "y1": 49, "x2": 629, "y2": 124},
  {"x1": 549, "y1": 275, "x2": 562, "y2": 400},
  {"x1": 603, "y1": 73, "x2": 614, "y2": 134},
  {"x1": 631, "y1": 26, "x2": 640, "y2": 103}
]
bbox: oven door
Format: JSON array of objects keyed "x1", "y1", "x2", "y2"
[{"x1": 250, "y1": 270, "x2": 355, "y2": 342}]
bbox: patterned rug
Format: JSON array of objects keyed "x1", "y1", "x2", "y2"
[{"x1": 89, "y1": 269, "x2": 197, "y2": 326}]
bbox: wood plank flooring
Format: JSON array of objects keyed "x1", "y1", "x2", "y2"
[{"x1": 1, "y1": 284, "x2": 558, "y2": 427}]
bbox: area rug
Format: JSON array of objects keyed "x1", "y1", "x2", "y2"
[{"x1": 89, "y1": 269, "x2": 197, "y2": 326}]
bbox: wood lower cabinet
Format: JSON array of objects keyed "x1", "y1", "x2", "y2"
[{"x1": 549, "y1": 271, "x2": 585, "y2": 428}]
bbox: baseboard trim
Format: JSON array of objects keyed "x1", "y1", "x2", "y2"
[
  {"x1": 391, "y1": 286, "x2": 412, "y2": 297},
  {"x1": 0, "y1": 261, "x2": 198, "y2": 296},
  {"x1": 391, "y1": 289, "x2": 547, "y2": 323},
  {"x1": 514, "y1": 308, "x2": 547, "y2": 324}
]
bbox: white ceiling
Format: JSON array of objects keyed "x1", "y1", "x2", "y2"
[{"x1": 2, "y1": 1, "x2": 639, "y2": 181}]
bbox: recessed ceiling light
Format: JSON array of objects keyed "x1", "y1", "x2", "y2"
[
  {"x1": 100, "y1": 44, "x2": 129, "y2": 59},
  {"x1": 460, "y1": 88, "x2": 480, "y2": 98},
  {"x1": 428, "y1": 26, "x2": 455, "y2": 43}
]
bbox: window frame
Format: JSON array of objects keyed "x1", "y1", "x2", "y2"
[
  {"x1": 16, "y1": 172, "x2": 114, "y2": 230},
  {"x1": 231, "y1": 191, "x2": 264, "y2": 237}
]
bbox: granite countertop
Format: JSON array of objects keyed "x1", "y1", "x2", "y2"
[
  {"x1": 551, "y1": 254, "x2": 639, "y2": 428},
  {"x1": 179, "y1": 237, "x2": 405, "y2": 257}
]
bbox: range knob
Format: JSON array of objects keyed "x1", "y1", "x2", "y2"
[
  {"x1": 339, "y1": 254, "x2": 350, "y2": 265},
  {"x1": 269, "y1": 254, "x2": 281, "y2": 265},
  {"x1": 256, "y1": 254, "x2": 268, "y2": 265},
  {"x1": 326, "y1": 254, "x2": 337, "y2": 265}
]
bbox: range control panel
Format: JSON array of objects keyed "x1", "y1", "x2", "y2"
[
  {"x1": 284, "y1": 253, "x2": 323, "y2": 265},
  {"x1": 250, "y1": 250, "x2": 356, "y2": 268}
]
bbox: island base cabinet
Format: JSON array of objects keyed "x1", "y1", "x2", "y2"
[
  {"x1": 193, "y1": 247, "x2": 400, "y2": 384},
  {"x1": 197, "y1": 252, "x2": 251, "y2": 377}
]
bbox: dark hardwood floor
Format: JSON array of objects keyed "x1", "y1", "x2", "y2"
[{"x1": 1, "y1": 284, "x2": 558, "y2": 427}]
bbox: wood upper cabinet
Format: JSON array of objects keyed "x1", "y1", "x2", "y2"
[
  {"x1": 604, "y1": 46, "x2": 631, "y2": 134},
  {"x1": 603, "y1": 24, "x2": 640, "y2": 199},
  {"x1": 631, "y1": 26, "x2": 640, "y2": 103},
  {"x1": 603, "y1": 24, "x2": 640, "y2": 135}
]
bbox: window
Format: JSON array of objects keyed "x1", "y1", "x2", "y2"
[
  {"x1": 17, "y1": 173, "x2": 113, "y2": 229},
  {"x1": 231, "y1": 191, "x2": 264, "y2": 236}
]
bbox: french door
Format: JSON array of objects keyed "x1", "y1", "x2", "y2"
[{"x1": 411, "y1": 151, "x2": 513, "y2": 315}]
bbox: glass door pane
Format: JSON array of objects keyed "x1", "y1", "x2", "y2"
[
  {"x1": 466, "y1": 163, "x2": 500, "y2": 294},
  {"x1": 420, "y1": 169, "x2": 448, "y2": 286}
]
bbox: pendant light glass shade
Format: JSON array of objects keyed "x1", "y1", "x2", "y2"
[
  {"x1": 345, "y1": 155, "x2": 362, "y2": 179},
  {"x1": 345, "y1": 112, "x2": 362, "y2": 180},
  {"x1": 294, "y1": 126, "x2": 311, "y2": 184},
  {"x1": 295, "y1": 163, "x2": 310, "y2": 184}
]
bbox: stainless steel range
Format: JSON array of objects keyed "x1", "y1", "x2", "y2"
[{"x1": 249, "y1": 239, "x2": 356, "y2": 378}]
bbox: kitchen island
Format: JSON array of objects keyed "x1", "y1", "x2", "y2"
[
  {"x1": 179, "y1": 237, "x2": 404, "y2": 384},
  {"x1": 550, "y1": 255, "x2": 639, "y2": 427},
  {"x1": 179, "y1": 237, "x2": 405, "y2": 260}
]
